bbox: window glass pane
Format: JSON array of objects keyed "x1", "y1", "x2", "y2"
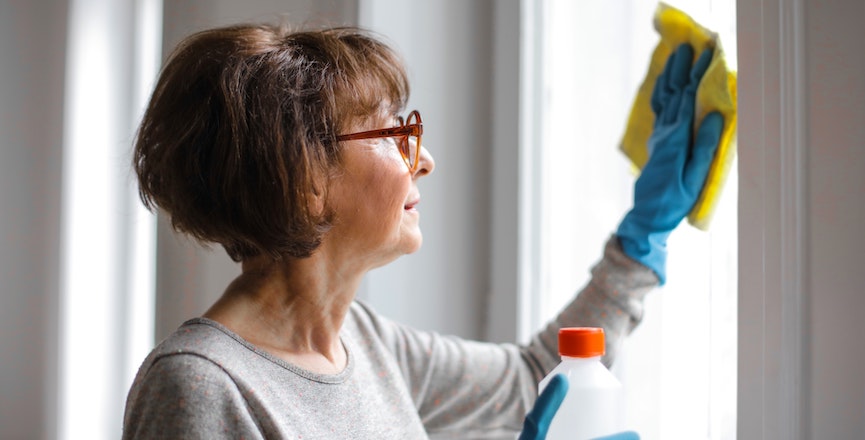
[{"x1": 535, "y1": 1, "x2": 737, "y2": 438}]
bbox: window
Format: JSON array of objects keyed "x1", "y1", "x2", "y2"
[
  {"x1": 58, "y1": 0, "x2": 161, "y2": 438},
  {"x1": 527, "y1": 1, "x2": 738, "y2": 438}
]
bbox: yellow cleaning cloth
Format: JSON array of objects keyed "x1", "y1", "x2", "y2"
[{"x1": 620, "y1": 2, "x2": 737, "y2": 230}]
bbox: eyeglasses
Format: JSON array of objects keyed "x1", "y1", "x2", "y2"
[{"x1": 336, "y1": 110, "x2": 423, "y2": 172}]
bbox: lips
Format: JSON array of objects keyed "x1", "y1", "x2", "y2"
[{"x1": 404, "y1": 197, "x2": 420, "y2": 210}]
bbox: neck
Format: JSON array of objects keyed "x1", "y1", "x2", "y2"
[{"x1": 204, "y1": 251, "x2": 365, "y2": 374}]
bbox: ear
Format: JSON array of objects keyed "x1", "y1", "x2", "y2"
[
  {"x1": 309, "y1": 183, "x2": 325, "y2": 216},
  {"x1": 307, "y1": 168, "x2": 333, "y2": 218}
]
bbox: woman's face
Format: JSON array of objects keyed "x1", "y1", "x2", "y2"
[{"x1": 325, "y1": 111, "x2": 435, "y2": 269}]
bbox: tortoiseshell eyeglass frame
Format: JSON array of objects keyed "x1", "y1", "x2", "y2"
[{"x1": 336, "y1": 110, "x2": 423, "y2": 172}]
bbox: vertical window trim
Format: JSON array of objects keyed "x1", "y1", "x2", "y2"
[
  {"x1": 737, "y1": 0, "x2": 809, "y2": 438},
  {"x1": 58, "y1": 0, "x2": 160, "y2": 437},
  {"x1": 485, "y1": 0, "x2": 543, "y2": 344}
]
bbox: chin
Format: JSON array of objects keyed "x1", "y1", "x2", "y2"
[
  {"x1": 402, "y1": 231, "x2": 423, "y2": 255},
  {"x1": 371, "y1": 235, "x2": 423, "y2": 270}
]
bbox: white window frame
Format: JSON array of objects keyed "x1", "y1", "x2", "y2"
[
  {"x1": 736, "y1": 0, "x2": 809, "y2": 438},
  {"x1": 488, "y1": 0, "x2": 813, "y2": 438},
  {"x1": 515, "y1": 1, "x2": 738, "y2": 438},
  {"x1": 58, "y1": 0, "x2": 161, "y2": 438}
]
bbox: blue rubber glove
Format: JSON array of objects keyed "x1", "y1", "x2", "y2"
[
  {"x1": 518, "y1": 374, "x2": 641, "y2": 440},
  {"x1": 519, "y1": 374, "x2": 568, "y2": 440},
  {"x1": 593, "y1": 432, "x2": 641, "y2": 440},
  {"x1": 616, "y1": 43, "x2": 724, "y2": 284}
]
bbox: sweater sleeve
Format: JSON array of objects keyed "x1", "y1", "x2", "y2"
[
  {"x1": 521, "y1": 235, "x2": 659, "y2": 376},
  {"x1": 351, "y1": 300, "x2": 537, "y2": 438},
  {"x1": 354, "y1": 235, "x2": 657, "y2": 438},
  {"x1": 122, "y1": 354, "x2": 263, "y2": 440}
]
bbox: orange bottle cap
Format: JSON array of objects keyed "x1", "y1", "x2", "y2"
[{"x1": 558, "y1": 327, "x2": 605, "y2": 358}]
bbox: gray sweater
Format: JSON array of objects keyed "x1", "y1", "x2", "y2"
[{"x1": 122, "y1": 237, "x2": 657, "y2": 439}]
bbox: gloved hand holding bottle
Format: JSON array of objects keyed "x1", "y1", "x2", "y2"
[
  {"x1": 518, "y1": 374, "x2": 639, "y2": 440},
  {"x1": 616, "y1": 43, "x2": 725, "y2": 284}
]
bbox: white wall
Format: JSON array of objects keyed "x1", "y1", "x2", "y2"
[
  {"x1": 0, "y1": 1, "x2": 67, "y2": 438},
  {"x1": 738, "y1": 0, "x2": 865, "y2": 438},
  {"x1": 356, "y1": 0, "x2": 496, "y2": 341},
  {"x1": 803, "y1": 1, "x2": 865, "y2": 436}
]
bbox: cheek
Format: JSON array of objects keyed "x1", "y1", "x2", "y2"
[
  {"x1": 366, "y1": 171, "x2": 410, "y2": 215},
  {"x1": 333, "y1": 145, "x2": 413, "y2": 230},
  {"x1": 341, "y1": 161, "x2": 409, "y2": 223}
]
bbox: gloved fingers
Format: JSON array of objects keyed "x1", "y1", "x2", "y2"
[
  {"x1": 677, "y1": 46, "x2": 715, "y2": 123},
  {"x1": 653, "y1": 44, "x2": 694, "y2": 125},
  {"x1": 518, "y1": 374, "x2": 569, "y2": 440},
  {"x1": 689, "y1": 47, "x2": 714, "y2": 87},
  {"x1": 533, "y1": 374, "x2": 568, "y2": 420},
  {"x1": 650, "y1": 46, "x2": 677, "y2": 116},
  {"x1": 591, "y1": 431, "x2": 641, "y2": 440},
  {"x1": 668, "y1": 43, "x2": 694, "y2": 91},
  {"x1": 683, "y1": 111, "x2": 724, "y2": 195}
]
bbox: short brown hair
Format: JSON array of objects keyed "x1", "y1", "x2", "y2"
[{"x1": 134, "y1": 24, "x2": 410, "y2": 261}]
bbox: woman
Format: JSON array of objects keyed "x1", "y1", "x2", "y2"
[{"x1": 123, "y1": 23, "x2": 721, "y2": 439}]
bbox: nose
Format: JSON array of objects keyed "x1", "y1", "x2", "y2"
[{"x1": 413, "y1": 145, "x2": 435, "y2": 178}]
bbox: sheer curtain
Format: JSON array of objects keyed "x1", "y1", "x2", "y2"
[
  {"x1": 58, "y1": 0, "x2": 160, "y2": 438},
  {"x1": 529, "y1": 1, "x2": 738, "y2": 438}
]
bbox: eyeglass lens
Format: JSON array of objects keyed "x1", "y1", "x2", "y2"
[{"x1": 403, "y1": 112, "x2": 421, "y2": 171}]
